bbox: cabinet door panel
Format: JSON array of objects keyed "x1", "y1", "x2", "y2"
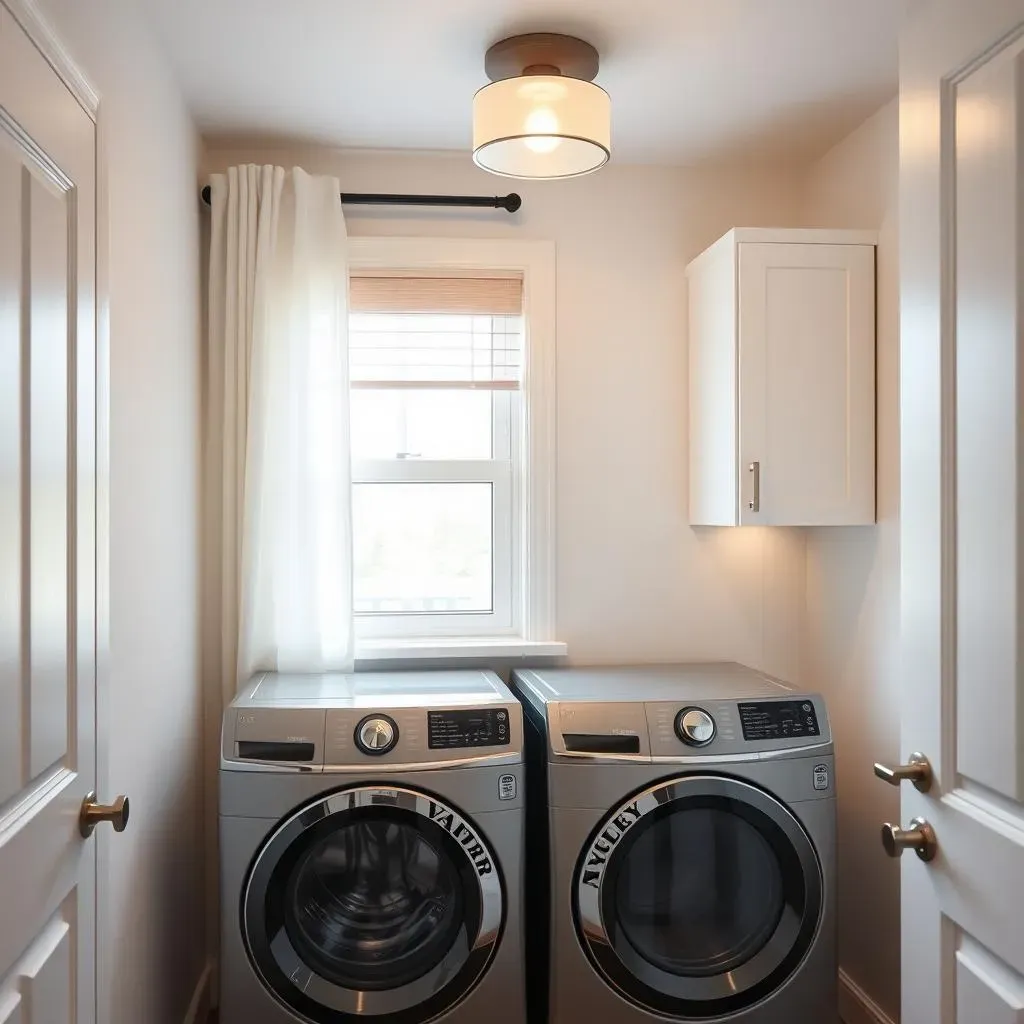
[{"x1": 738, "y1": 242, "x2": 875, "y2": 525}]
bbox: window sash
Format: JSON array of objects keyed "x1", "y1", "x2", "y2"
[
  {"x1": 351, "y1": 391, "x2": 518, "y2": 639},
  {"x1": 351, "y1": 460, "x2": 514, "y2": 637}
]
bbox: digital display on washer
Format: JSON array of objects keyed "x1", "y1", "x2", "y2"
[
  {"x1": 428, "y1": 708, "x2": 511, "y2": 749},
  {"x1": 738, "y1": 700, "x2": 820, "y2": 741}
]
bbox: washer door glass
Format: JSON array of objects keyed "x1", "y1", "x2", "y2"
[
  {"x1": 574, "y1": 775, "x2": 823, "y2": 1020},
  {"x1": 244, "y1": 786, "x2": 504, "y2": 1024},
  {"x1": 285, "y1": 813, "x2": 465, "y2": 990},
  {"x1": 614, "y1": 805, "x2": 784, "y2": 978}
]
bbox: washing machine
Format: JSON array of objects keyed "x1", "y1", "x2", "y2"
[
  {"x1": 512, "y1": 663, "x2": 836, "y2": 1024},
  {"x1": 220, "y1": 670, "x2": 525, "y2": 1024}
]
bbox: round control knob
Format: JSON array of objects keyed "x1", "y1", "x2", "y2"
[
  {"x1": 675, "y1": 707, "x2": 716, "y2": 747},
  {"x1": 355, "y1": 714, "x2": 398, "y2": 756}
]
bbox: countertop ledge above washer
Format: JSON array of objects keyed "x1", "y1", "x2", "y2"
[{"x1": 355, "y1": 637, "x2": 569, "y2": 662}]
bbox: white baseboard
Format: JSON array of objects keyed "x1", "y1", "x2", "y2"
[
  {"x1": 839, "y1": 968, "x2": 897, "y2": 1024},
  {"x1": 182, "y1": 960, "x2": 214, "y2": 1024}
]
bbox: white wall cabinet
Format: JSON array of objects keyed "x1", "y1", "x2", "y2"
[{"x1": 687, "y1": 228, "x2": 876, "y2": 526}]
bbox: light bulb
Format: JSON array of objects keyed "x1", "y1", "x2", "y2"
[
  {"x1": 525, "y1": 135, "x2": 562, "y2": 154},
  {"x1": 523, "y1": 106, "x2": 561, "y2": 153}
]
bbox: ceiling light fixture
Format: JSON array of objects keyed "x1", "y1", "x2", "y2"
[{"x1": 473, "y1": 33, "x2": 610, "y2": 180}]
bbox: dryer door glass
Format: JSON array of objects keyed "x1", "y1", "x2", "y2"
[
  {"x1": 243, "y1": 786, "x2": 504, "y2": 1024},
  {"x1": 614, "y1": 805, "x2": 785, "y2": 977},
  {"x1": 285, "y1": 815, "x2": 465, "y2": 990},
  {"x1": 574, "y1": 775, "x2": 823, "y2": 1020}
]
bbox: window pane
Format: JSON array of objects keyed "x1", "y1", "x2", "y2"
[
  {"x1": 350, "y1": 389, "x2": 492, "y2": 460},
  {"x1": 353, "y1": 483, "x2": 493, "y2": 614}
]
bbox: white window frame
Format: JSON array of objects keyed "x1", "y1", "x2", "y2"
[{"x1": 348, "y1": 237, "x2": 562, "y2": 661}]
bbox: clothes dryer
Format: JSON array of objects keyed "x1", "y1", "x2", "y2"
[{"x1": 513, "y1": 663, "x2": 836, "y2": 1023}]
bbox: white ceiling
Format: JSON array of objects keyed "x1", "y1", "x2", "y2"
[{"x1": 136, "y1": 0, "x2": 911, "y2": 166}]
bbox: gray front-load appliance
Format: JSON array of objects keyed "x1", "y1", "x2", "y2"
[
  {"x1": 220, "y1": 670, "x2": 525, "y2": 1024},
  {"x1": 513, "y1": 663, "x2": 836, "y2": 1024}
]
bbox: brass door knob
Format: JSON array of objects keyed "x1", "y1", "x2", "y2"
[
  {"x1": 79, "y1": 792, "x2": 130, "y2": 838},
  {"x1": 873, "y1": 752, "x2": 932, "y2": 792},
  {"x1": 881, "y1": 817, "x2": 937, "y2": 862}
]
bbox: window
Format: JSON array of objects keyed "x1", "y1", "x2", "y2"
[{"x1": 347, "y1": 238, "x2": 559, "y2": 658}]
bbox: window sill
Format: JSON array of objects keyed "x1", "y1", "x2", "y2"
[{"x1": 354, "y1": 637, "x2": 568, "y2": 662}]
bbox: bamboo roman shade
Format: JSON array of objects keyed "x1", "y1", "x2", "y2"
[{"x1": 349, "y1": 273, "x2": 523, "y2": 390}]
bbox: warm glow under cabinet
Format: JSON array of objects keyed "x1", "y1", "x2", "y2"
[{"x1": 687, "y1": 228, "x2": 877, "y2": 527}]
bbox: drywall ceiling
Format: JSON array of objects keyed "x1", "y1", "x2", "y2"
[{"x1": 135, "y1": 0, "x2": 910, "y2": 166}]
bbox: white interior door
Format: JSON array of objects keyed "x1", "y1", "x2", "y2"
[
  {"x1": 899, "y1": 1, "x2": 1024, "y2": 1021},
  {"x1": 0, "y1": 6, "x2": 102, "y2": 1023}
]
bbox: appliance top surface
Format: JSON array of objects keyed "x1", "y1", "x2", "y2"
[
  {"x1": 514, "y1": 662, "x2": 792, "y2": 703},
  {"x1": 222, "y1": 670, "x2": 522, "y2": 770},
  {"x1": 237, "y1": 669, "x2": 514, "y2": 709}
]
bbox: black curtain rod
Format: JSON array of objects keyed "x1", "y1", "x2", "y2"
[{"x1": 199, "y1": 184, "x2": 521, "y2": 213}]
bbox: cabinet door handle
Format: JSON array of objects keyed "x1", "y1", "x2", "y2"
[{"x1": 747, "y1": 461, "x2": 760, "y2": 512}]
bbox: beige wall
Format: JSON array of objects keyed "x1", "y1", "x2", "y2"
[
  {"x1": 203, "y1": 144, "x2": 811, "y2": 677},
  {"x1": 801, "y1": 99, "x2": 901, "y2": 1021},
  {"x1": 36, "y1": 3, "x2": 206, "y2": 1022}
]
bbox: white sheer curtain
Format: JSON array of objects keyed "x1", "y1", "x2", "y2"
[{"x1": 204, "y1": 164, "x2": 354, "y2": 706}]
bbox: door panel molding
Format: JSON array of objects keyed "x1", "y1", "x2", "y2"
[{"x1": 0, "y1": 0, "x2": 98, "y2": 117}]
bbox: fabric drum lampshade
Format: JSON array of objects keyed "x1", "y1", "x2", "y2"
[{"x1": 472, "y1": 75, "x2": 610, "y2": 179}]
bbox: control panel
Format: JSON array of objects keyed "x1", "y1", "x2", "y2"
[
  {"x1": 738, "y1": 700, "x2": 820, "y2": 741},
  {"x1": 223, "y1": 702, "x2": 522, "y2": 768},
  {"x1": 428, "y1": 708, "x2": 511, "y2": 750},
  {"x1": 641, "y1": 696, "x2": 828, "y2": 759}
]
